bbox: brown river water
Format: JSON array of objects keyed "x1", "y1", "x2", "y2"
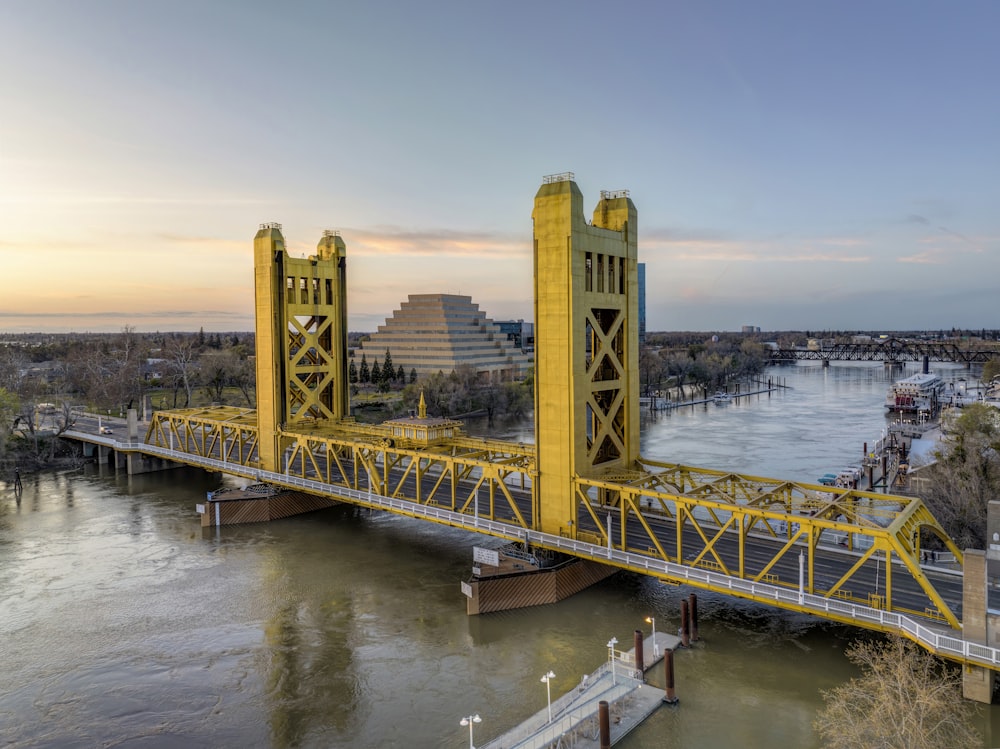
[{"x1": 3, "y1": 362, "x2": 1000, "y2": 747}]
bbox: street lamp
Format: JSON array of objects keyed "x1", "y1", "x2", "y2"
[
  {"x1": 540, "y1": 671, "x2": 555, "y2": 723},
  {"x1": 645, "y1": 615, "x2": 659, "y2": 656},
  {"x1": 459, "y1": 714, "x2": 481, "y2": 749},
  {"x1": 607, "y1": 637, "x2": 618, "y2": 684}
]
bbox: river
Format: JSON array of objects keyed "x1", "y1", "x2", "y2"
[{"x1": 2, "y1": 362, "x2": 998, "y2": 747}]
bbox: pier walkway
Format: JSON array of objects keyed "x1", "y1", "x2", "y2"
[
  {"x1": 642, "y1": 386, "x2": 777, "y2": 411},
  {"x1": 480, "y1": 632, "x2": 681, "y2": 749}
]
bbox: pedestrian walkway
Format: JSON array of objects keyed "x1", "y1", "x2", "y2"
[{"x1": 479, "y1": 632, "x2": 682, "y2": 749}]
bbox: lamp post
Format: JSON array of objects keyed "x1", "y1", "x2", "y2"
[
  {"x1": 607, "y1": 637, "x2": 618, "y2": 684},
  {"x1": 459, "y1": 714, "x2": 481, "y2": 749},
  {"x1": 540, "y1": 671, "x2": 555, "y2": 723},
  {"x1": 645, "y1": 615, "x2": 659, "y2": 656}
]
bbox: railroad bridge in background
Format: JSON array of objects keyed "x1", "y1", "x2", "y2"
[
  {"x1": 770, "y1": 338, "x2": 998, "y2": 366},
  {"x1": 73, "y1": 173, "x2": 1000, "y2": 702}
]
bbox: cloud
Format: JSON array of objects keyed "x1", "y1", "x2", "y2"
[
  {"x1": 643, "y1": 228, "x2": 870, "y2": 264},
  {"x1": 898, "y1": 249, "x2": 946, "y2": 265},
  {"x1": 344, "y1": 226, "x2": 529, "y2": 258},
  {"x1": 900, "y1": 226, "x2": 989, "y2": 263},
  {"x1": 905, "y1": 214, "x2": 930, "y2": 225},
  {"x1": 935, "y1": 225, "x2": 983, "y2": 252},
  {"x1": 0, "y1": 309, "x2": 248, "y2": 320},
  {"x1": 155, "y1": 233, "x2": 247, "y2": 254},
  {"x1": 0, "y1": 193, "x2": 269, "y2": 207}
]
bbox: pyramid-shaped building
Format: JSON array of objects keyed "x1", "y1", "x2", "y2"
[{"x1": 360, "y1": 293, "x2": 532, "y2": 382}]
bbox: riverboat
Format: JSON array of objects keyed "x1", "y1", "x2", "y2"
[{"x1": 884, "y1": 372, "x2": 944, "y2": 414}]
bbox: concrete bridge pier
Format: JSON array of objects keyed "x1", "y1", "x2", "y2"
[
  {"x1": 123, "y1": 409, "x2": 182, "y2": 475},
  {"x1": 965, "y1": 500, "x2": 1000, "y2": 702},
  {"x1": 962, "y1": 550, "x2": 997, "y2": 702},
  {"x1": 95, "y1": 444, "x2": 127, "y2": 473}
]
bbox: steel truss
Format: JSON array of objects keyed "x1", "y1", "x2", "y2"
[
  {"x1": 144, "y1": 408, "x2": 962, "y2": 629},
  {"x1": 571, "y1": 457, "x2": 963, "y2": 627},
  {"x1": 770, "y1": 337, "x2": 999, "y2": 364}
]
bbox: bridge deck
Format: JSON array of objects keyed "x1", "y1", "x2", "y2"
[{"x1": 63, "y1": 417, "x2": 1000, "y2": 672}]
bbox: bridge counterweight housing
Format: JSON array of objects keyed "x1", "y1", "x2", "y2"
[
  {"x1": 253, "y1": 224, "x2": 350, "y2": 472},
  {"x1": 532, "y1": 174, "x2": 640, "y2": 537}
]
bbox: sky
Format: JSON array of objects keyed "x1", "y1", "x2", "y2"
[{"x1": 1, "y1": 1, "x2": 998, "y2": 335}]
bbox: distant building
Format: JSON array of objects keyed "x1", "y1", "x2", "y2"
[
  {"x1": 741, "y1": 325, "x2": 761, "y2": 334},
  {"x1": 494, "y1": 319, "x2": 534, "y2": 353},
  {"x1": 360, "y1": 293, "x2": 532, "y2": 382},
  {"x1": 638, "y1": 263, "x2": 646, "y2": 344}
]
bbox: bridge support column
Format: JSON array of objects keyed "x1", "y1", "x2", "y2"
[{"x1": 962, "y1": 549, "x2": 997, "y2": 702}]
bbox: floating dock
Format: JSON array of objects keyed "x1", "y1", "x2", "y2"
[{"x1": 480, "y1": 632, "x2": 682, "y2": 749}]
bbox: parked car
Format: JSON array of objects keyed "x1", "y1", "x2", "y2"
[{"x1": 100, "y1": 426, "x2": 113, "y2": 434}]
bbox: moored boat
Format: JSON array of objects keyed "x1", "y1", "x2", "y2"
[{"x1": 885, "y1": 372, "x2": 944, "y2": 413}]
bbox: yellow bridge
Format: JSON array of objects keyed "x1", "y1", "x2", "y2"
[{"x1": 86, "y1": 174, "x2": 1000, "y2": 701}]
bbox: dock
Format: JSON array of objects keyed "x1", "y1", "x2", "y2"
[
  {"x1": 480, "y1": 632, "x2": 682, "y2": 749},
  {"x1": 642, "y1": 386, "x2": 780, "y2": 411}
]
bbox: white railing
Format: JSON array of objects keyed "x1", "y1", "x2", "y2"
[
  {"x1": 479, "y1": 662, "x2": 640, "y2": 749},
  {"x1": 88, "y1": 437, "x2": 1000, "y2": 669}
]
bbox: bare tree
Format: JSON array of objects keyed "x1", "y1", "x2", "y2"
[
  {"x1": 815, "y1": 636, "x2": 979, "y2": 749},
  {"x1": 65, "y1": 327, "x2": 145, "y2": 411},
  {"x1": 230, "y1": 355, "x2": 255, "y2": 407},
  {"x1": 163, "y1": 335, "x2": 199, "y2": 407},
  {"x1": 201, "y1": 349, "x2": 243, "y2": 404},
  {"x1": 0, "y1": 345, "x2": 26, "y2": 392},
  {"x1": 639, "y1": 347, "x2": 668, "y2": 396},
  {"x1": 0, "y1": 387, "x2": 19, "y2": 458}
]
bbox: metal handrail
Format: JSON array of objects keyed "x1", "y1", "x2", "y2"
[{"x1": 89, "y1": 437, "x2": 999, "y2": 669}]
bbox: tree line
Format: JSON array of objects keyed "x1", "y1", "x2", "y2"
[{"x1": 639, "y1": 337, "x2": 771, "y2": 397}]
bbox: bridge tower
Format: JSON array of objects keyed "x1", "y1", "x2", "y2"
[
  {"x1": 532, "y1": 173, "x2": 640, "y2": 536},
  {"x1": 253, "y1": 223, "x2": 350, "y2": 472}
]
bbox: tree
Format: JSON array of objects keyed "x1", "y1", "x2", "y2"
[
  {"x1": 920, "y1": 403, "x2": 1000, "y2": 549},
  {"x1": 229, "y1": 352, "x2": 255, "y2": 406},
  {"x1": 64, "y1": 325, "x2": 145, "y2": 412},
  {"x1": 349, "y1": 359, "x2": 358, "y2": 384},
  {"x1": 163, "y1": 335, "x2": 199, "y2": 407},
  {"x1": 371, "y1": 360, "x2": 381, "y2": 385},
  {"x1": 359, "y1": 354, "x2": 370, "y2": 385},
  {"x1": 201, "y1": 349, "x2": 243, "y2": 403},
  {"x1": 0, "y1": 387, "x2": 19, "y2": 458},
  {"x1": 377, "y1": 360, "x2": 392, "y2": 393},
  {"x1": 982, "y1": 357, "x2": 1000, "y2": 383},
  {"x1": 0, "y1": 345, "x2": 26, "y2": 392},
  {"x1": 382, "y1": 349, "x2": 394, "y2": 382},
  {"x1": 815, "y1": 636, "x2": 978, "y2": 749}
]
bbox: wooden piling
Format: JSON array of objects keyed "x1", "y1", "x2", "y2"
[
  {"x1": 663, "y1": 648, "x2": 679, "y2": 704},
  {"x1": 599, "y1": 700, "x2": 611, "y2": 749},
  {"x1": 634, "y1": 629, "x2": 644, "y2": 679},
  {"x1": 688, "y1": 593, "x2": 699, "y2": 642}
]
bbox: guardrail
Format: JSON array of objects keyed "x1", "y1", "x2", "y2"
[
  {"x1": 480, "y1": 662, "x2": 640, "y2": 749},
  {"x1": 83, "y1": 436, "x2": 999, "y2": 669}
]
